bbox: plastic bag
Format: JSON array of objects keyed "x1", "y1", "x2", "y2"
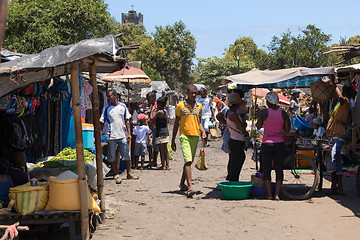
[
  {"x1": 167, "y1": 142, "x2": 173, "y2": 160},
  {"x1": 209, "y1": 128, "x2": 218, "y2": 139},
  {"x1": 195, "y1": 149, "x2": 208, "y2": 171}
]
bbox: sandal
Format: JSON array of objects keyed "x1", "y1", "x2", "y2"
[
  {"x1": 127, "y1": 175, "x2": 139, "y2": 180},
  {"x1": 186, "y1": 189, "x2": 195, "y2": 198},
  {"x1": 179, "y1": 184, "x2": 188, "y2": 191}
]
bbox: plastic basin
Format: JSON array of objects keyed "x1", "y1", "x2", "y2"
[
  {"x1": 218, "y1": 181, "x2": 253, "y2": 200},
  {"x1": 293, "y1": 115, "x2": 310, "y2": 131}
]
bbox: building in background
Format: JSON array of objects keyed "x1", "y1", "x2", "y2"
[{"x1": 122, "y1": 6, "x2": 143, "y2": 25}]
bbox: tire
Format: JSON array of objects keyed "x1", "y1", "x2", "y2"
[{"x1": 281, "y1": 154, "x2": 319, "y2": 200}]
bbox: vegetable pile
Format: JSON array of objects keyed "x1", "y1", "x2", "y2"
[{"x1": 38, "y1": 147, "x2": 95, "y2": 170}]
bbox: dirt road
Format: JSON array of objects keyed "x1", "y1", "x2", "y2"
[{"x1": 92, "y1": 133, "x2": 360, "y2": 240}]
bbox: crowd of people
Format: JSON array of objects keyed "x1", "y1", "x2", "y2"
[
  {"x1": 98, "y1": 73, "x2": 356, "y2": 199},
  {"x1": 1, "y1": 74, "x2": 354, "y2": 205}
]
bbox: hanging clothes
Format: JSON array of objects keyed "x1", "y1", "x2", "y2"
[{"x1": 80, "y1": 78, "x2": 93, "y2": 118}]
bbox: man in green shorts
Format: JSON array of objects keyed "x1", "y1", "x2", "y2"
[{"x1": 171, "y1": 84, "x2": 206, "y2": 197}]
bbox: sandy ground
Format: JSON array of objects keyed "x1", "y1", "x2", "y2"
[{"x1": 92, "y1": 130, "x2": 360, "y2": 240}]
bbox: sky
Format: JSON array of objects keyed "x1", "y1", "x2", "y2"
[{"x1": 104, "y1": 0, "x2": 360, "y2": 60}]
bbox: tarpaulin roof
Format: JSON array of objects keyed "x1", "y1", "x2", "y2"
[
  {"x1": 336, "y1": 63, "x2": 360, "y2": 72},
  {"x1": 223, "y1": 67, "x2": 335, "y2": 89},
  {"x1": 0, "y1": 35, "x2": 125, "y2": 98}
]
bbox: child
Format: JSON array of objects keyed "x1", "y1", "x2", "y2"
[
  {"x1": 0, "y1": 160, "x2": 11, "y2": 208},
  {"x1": 171, "y1": 84, "x2": 206, "y2": 198},
  {"x1": 133, "y1": 114, "x2": 152, "y2": 170},
  {"x1": 151, "y1": 96, "x2": 170, "y2": 170},
  {"x1": 312, "y1": 118, "x2": 326, "y2": 139},
  {"x1": 8, "y1": 151, "x2": 29, "y2": 187}
]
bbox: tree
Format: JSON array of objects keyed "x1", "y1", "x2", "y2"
[
  {"x1": 115, "y1": 22, "x2": 147, "y2": 46},
  {"x1": 193, "y1": 57, "x2": 254, "y2": 91},
  {"x1": 151, "y1": 21, "x2": 196, "y2": 89},
  {"x1": 267, "y1": 25, "x2": 337, "y2": 69},
  {"x1": 4, "y1": 0, "x2": 118, "y2": 54},
  {"x1": 345, "y1": 35, "x2": 360, "y2": 64},
  {"x1": 224, "y1": 36, "x2": 271, "y2": 70}
]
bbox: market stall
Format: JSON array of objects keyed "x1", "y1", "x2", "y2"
[
  {"x1": 224, "y1": 67, "x2": 337, "y2": 199},
  {"x1": 0, "y1": 34, "x2": 132, "y2": 240}
]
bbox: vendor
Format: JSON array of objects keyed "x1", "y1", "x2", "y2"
[
  {"x1": 8, "y1": 151, "x2": 29, "y2": 187},
  {"x1": 318, "y1": 75, "x2": 350, "y2": 195},
  {"x1": 288, "y1": 89, "x2": 303, "y2": 130}
]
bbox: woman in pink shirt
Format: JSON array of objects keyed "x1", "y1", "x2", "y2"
[{"x1": 256, "y1": 92, "x2": 290, "y2": 200}]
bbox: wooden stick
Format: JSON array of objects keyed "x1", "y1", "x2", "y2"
[
  {"x1": 89, "y1": 61, "x2": 106, "y2": 220},
  {"x1": 70, "y1": 62, "x2": 89, "y2": 240}
]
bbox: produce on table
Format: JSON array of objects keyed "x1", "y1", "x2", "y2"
[{"x1": 37, "y1": 147, "x2": 95, "y2": 170}]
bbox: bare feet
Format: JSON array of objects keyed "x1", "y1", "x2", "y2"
[
  {"x1": 266, "y1": 195, "x2": 272, "y2": 200},
  {"x1": 274, "y1": 195, "x2": 280, "y2": 201}
]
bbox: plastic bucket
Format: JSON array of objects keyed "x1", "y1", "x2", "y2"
[
  {"x1": 218, "y1": 181, "x2": 253, "y2": 200},
  {"x1": 293, "y1": 115, "x2": 310, "y2": 131}
]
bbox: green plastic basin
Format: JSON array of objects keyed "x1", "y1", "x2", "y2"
[{"x1": 218, "y1": 181, "x2": 253, "y2": 200}]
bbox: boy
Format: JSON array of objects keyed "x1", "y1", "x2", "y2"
[
  {"x1": 8, "y1": 151, "x2": 29, "y2": 187},
  {"x1": 133, "y1": 114, "x2": 152, "y2": 170},
  {"x1": 171, "y1": 84, "x2": 206, "y2": 198},
  {"x1": 196, "y1": 87, "x2": 215, "y2": 147}
]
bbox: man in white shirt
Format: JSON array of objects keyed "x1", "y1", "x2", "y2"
[
  {"x1": 197, "y1": 87, "x2": 215, "y2": 147},
  {"x1": 100, "y1": 90, "x2": 138, "y2": 180}
]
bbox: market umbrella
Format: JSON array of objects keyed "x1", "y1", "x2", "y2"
[
  {"x1": 102, "y1": 65, "x2": 151, "y2": 107},
  {"x1": 250, "y1": 88, "x2": 290, "y2": 105},
  {"x1": 102, "y1": 65, "x2": 151, "y2": 83}
]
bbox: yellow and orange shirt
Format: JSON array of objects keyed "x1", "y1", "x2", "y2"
[{"x1": 176, "y1": 100, "x2": 203, "y2": 136}]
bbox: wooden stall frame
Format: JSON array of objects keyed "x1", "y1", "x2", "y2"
[
  {"x1": 88, "y1": 59, "x2": 105, "y2": 219},
  {"x1": 70, "y1": 61, "x2": 89, "y2": 240}
]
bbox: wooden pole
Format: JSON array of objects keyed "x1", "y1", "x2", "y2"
[
  {"x1": 127, "y1": 78, "x2": 130, "y2": 109},
  {"x1": 0, "y1": 0, "x2": 8, "y2": 63},
  {"x1": 70, "y1": 62, "x2": 89, "y2": 240},
  {"x1": 88, "y1": 61, "x2": 105, "y2": 219}
]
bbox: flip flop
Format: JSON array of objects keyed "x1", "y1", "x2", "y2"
[
  {"x1": 127, "y1": 175, "x2": 139, "y2": 180},
  {"x1": 186, "y1": 189, "x2": 195, "y2": 198},
  {"x1": 179, "y1": 184, "x2": 188, "y2": 191}
]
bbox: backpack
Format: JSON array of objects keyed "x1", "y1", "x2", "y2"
[{"x1": 9, "y1": 116, "x2": 28, "y2": 151}]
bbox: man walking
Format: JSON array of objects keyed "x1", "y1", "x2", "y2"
[
  {"x1": 100, "y1": 90, "x2": 138, "y2": 180},
  {"x1": 197, "y1": 87, "x2": 215, "y2": 147},
  {"x1": 171, "y1": 84, "x2": 206, "y2": 198}
]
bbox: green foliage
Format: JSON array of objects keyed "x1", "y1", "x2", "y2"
[
  {"x1": 126, "y1": 21, "x2": 196, "y2": 90},
  {"x1": 267, "y1": 25, "x2": 337, "y2": 69},
  {"x1": 4, "y1": 0, "x2": 118, "y2": 54},
  {"x1": 224, "y1": 36, "x2": 271, "y2": 70},
  {"x1": 345, "y1": 35, "x2": 360, "y2": 64},
  {"x1": 151, "y1": 21, "x2": 196, "y2": 90},
  {"x1": 193, "y1": 57, "x2": 254, "y2": 91}
]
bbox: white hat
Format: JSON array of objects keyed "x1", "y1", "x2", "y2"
[
  {"x1": 228, "y1": 93, "x2": 242, "y2": 105},
  {"x1": 291, "y1": 89, "x2": 304, "y2": 95},
  {"x1": 265, "y1": 92, "x2": 279, "y2": 104}
]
